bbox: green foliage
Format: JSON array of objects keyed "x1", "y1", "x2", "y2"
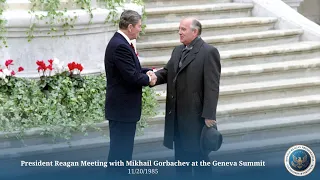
[
  {"x1": 0, "y1": 0, "x2": 147, "y2": 45},
  {"x1": 0, "y1": 73, "x2": 159, "y2": 142},
  {"x1": 99, "y1": 0, "x2": 125, "y2": 25},
  {"x1": 27, "y1": 0, "x2": 79, "y2": 41},
  {"x1": 25, "y1": 0, "x2": 146, "y2": 42},
  {"x1": 0, "y1": 0, "x2": 7, "y2": 48},
  {"x1": 75, "y1": 0, "x2": 93, "y2": 18},
  {"x1": 138, "y1": 86, "x2": 159, "y2": 134}
]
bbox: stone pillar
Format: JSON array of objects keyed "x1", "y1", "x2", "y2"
[
  {"x1": 298, "y1": 0, "x2": 320, "y2": 25},
  {"x1": 282, "y1": 0, "x2": 304, "y2": 10}
]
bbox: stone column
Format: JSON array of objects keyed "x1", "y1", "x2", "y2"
[
  {"x1": 298, "y1": 0, "x2": 320, "y2": 24},
  {"x1": 282, "y1": 0, "x2": 304, "y2": 10}
]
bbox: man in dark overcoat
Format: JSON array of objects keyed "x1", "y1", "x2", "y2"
[{"x1": 153, "y1": 17, "x2": 221, "y2": 178}]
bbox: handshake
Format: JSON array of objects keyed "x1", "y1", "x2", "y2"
[{"x1": 147, "y1": 71, "x2": 157, "y2": 86}]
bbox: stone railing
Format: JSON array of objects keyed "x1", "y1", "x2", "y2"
[
  {"x1": 296, "y1": 0, "x2": 320, "y2": 25},
  {"x1": 234, "y1": 0, "x2": 320, "y2": 41},
  {"x1": 282, "y1": 0, "x2": 304, "y2": 10}
]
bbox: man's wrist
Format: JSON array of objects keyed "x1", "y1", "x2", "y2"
[{"x1": 147, "y1": 74, "x2": 151, "y2": 82}]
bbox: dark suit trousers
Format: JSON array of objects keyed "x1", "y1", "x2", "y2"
[
  {"x1": 107, "y1": 120, "x2": 137, "y2": 177},
  {"x1": 174, "y1": 119, "x2": 212, "y2": 179}
]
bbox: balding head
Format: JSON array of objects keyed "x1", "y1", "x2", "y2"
[{"x1": 179, "y1": 17, "x2": 201, "y2": 46}]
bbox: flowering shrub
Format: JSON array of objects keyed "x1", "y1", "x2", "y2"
[
  {"x1": 36, "y1": 58, "x2": 84, "y2": 91},
  {"x1": 0, "y1": 59, "x2": 24, "y2": 95},
  {"x1": 0, "y1": 58, "x2": 159, "y2": 143},
  {"x1": 67, "y1": 61, "x2": 83, "y2": 75},
  {"x1": 36, "y1": 58, "x2": 83, "y2": 77},
  {"x1": 0, "y1": 59, "x2": 24, "y2": 82}
]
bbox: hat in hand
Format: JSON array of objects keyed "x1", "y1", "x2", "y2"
[{"x1": 200, "y1": 124, "x2": 223, "y2": 155}]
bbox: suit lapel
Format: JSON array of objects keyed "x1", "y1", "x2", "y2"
[
  {"x1": 115, "y1": 32, "x2": 141, "y2": 70},
  {"x1": 174, "y1": 46, "x2": 184, "y2": 73},
  {"x1": 135, "y1": 56, "x2": 142, "y2": 70},
  {"x1": 173, "y1": 39, "x2": 204, "y2": 83},
  {"x1": 176, "y1": 38, "x2": 204, "y2": 74}
]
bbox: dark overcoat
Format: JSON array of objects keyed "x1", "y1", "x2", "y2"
[{"x1": 155, "y1": 38, "x2": 221, "y2": 152}]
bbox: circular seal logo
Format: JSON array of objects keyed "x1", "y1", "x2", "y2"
[{"x1": 284, "y1": 145, "x2": 316, "y2": 176}]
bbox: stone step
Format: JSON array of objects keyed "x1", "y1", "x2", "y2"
[
  {"x1": 2, "y1": 112, "x2": 319, "y2": 167},
  {"x1": 218, "y1": 94, "x2": 320, "y2": 123},
  {"x1": 151, "y1": 58, "x2": 320, "y2": 91},
  {"x1": 220, "y1": 58, "x2": 320, "y2": 85},
  {"x1": 220, "y1": 77, "x2": 320, "y2": 104},
  {"x1": 135, "y1": 131, "x2": 320, "y2": 167},
  {"x1": 137, "y1": 29, "x2": 303, "y2": 57},
  {"x1": 221, "y1": 41, "x2": 320, "y2": 67},
  {"x1": 136, "y1": 113, "x2": 320, "y2": 159},
  {"x1": 220, "y1": 113, "x2": 320, "y2": 144},
  {"x1": 139, "y1": 41, "x2": 320, "y2": 68},
  {"x1": 155, "y1": 76, "x2": 320, "y2": 106},
  {"x1": 147, "y1": 113, "x2": 320, "y2": 145},
  {"x1": 2, "y1": 134, "x2": 320, "y2": 179},
  {"x1": 145, "y1": 0, "x2": 232, "y2": 8},
  {"x1": 139, "y1": 17, "x2": 277, "y2": 41},
  {"x1": 145, "y1": 3, "x2": 253, "y2": 24},
  {"x1": 2, "y1": 133, "x2": 319, "y2": 179},
  {"x1": 0, "y1": 108, "x2": 320, "y2": 156},
  {"x1": 3, "y1": 93, "x2": 319, "y2": 151},
  {"x1": 153, "y1": 94, "x2": 320, "y2": 124}
]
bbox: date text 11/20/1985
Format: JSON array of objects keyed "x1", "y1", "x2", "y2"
[{"x1": 128, "y1": 168, "x2": 159, "y2": 175}]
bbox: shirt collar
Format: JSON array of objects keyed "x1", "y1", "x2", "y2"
[
  {"x1": 185, "y1": 36, "x2": 200, "y2": 50},
  {"x1": 117, "y1": 30, "x2": 131, "y2": 45}
]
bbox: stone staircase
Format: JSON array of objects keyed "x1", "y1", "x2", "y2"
[
  {"x1": 137, "y1": 0, "x2": 320, "y2": 155},
  {"x1": 1, "y1": 1, "x2": 320, "y2": 176}
]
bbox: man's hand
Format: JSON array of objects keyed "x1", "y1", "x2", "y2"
[
  {"x1": 205, "y1": 119, "x2": 216, "y2": 127},
  {"x1": 147, "y1": 71, "x2": 157, "y2": 86}
]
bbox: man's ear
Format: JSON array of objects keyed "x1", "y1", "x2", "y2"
[
  {"x1": 128, "y1": 24, "x2": 133, "y2": 32},
  {"x1": 194, "y1": 29, "x2": 199, "y2": 36}
]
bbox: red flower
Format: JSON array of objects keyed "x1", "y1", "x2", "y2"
[
  {"x1": 77, "y1": 63, "x2": 83, "y2": 72},
  {"x1": 47, "y1": 64, "x2": 53, "y2": 71},
  {"x1": 68, "y1": 62, "x2": 83, "y2": 73},
  {"x1": 5, "y1": 59, "x2": 13, "y2": 67},
  {"x1": 18, "y1": 67, "x2": 24, "y2": 72},
  {"x1": 68, "y1": 62, "x2": 76, "y2": 71},
  {"x1": 48, "y1": 59, "x2": 54, "y2": 65},
  {"x1": 1, "y1": 59, "x2": 24, "y2": 77},
  {"x1": 36, "y1": 60, "x2": 47, "y2": 72}
]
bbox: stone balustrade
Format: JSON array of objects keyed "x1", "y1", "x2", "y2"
[
  {"x1": 282, "y1": 0, "x2": 304, "y2": 10},
  {"x1": 0, "y1": 0, "x2": 142, "y2": 77}
]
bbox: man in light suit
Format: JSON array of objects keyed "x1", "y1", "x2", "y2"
[
  {"x1": 104, "y1": 10, "x2": 157, "y2": 177},
  {"x1": 150, "y1": 17, "x2": 221, "y2": 179}
]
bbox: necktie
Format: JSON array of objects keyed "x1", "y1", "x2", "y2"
[{"x1": 130, "y1": 43, "x2": 138, "y2": 56}]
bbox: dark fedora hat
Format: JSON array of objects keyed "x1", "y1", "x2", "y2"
[{"x1": 200, "y1": 124, "x2": 223, "y2": 155}]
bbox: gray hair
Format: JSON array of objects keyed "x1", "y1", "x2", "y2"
[
  {"x1": 119, "y1": 10, "x2": 141, "y2": 29},
  {"x1": 191, "y1": 19, "x2": 202, "y2": 35}
]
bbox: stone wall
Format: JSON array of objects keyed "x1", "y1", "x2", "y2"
[{"x1": 1, "y1": 1, "x2": 143, "y2": 77}]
